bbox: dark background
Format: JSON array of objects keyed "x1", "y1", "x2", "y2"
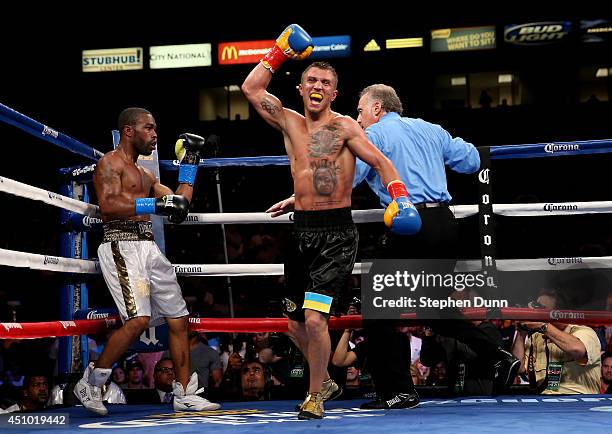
[{"x1": 1, "y1": 7, "x2": 611, "y2": 321}]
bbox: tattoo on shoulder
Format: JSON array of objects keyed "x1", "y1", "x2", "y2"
[
  {"x1": 100, "y1": 162, "x2": 121, "y2": 184},
  {"x1": 309, "y1": 123, "x2": 343, "y2": 158},
  {"x1": 311, "y1": 159, "x2": 339, "y2": 196},
  {"x1": 261, "y1": 98, "x2": 281, "y2": 115}
]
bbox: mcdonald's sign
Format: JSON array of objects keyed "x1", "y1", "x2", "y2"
[{"x1": 218, "y1": 40, "x2": 274, "y2": 65}]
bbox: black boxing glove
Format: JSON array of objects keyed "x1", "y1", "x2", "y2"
[{"x1": 135, "y1": 195, "x2": 189, "y2": 224}]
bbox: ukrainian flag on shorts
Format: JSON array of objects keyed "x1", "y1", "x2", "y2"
[{"x1": 303, "y1": 292, "x2": 333, "y2": 313}]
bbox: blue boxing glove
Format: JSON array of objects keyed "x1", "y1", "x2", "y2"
[
  {"x1": 384, "y1": 180, "x2": 422, "y2": 235},
  {"x1": 261, "y1": 24, "x2": 314, "y2": 73},
  {"x1": 135, "y1": 195, "x2": 190, "y2": 224}
]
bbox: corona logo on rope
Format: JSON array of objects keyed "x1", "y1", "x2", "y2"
[
  {"x1": 42, "y1": 125, "x2": 59, "y2": 138},
  {"x1": 543, "y1": 203, "x2": 579, "y2": 212},
  {"x1": 550, "y1": 310, "x2": 586, "y2": 321},
  {"x1": 86, "y1": 310, "x2": 110, "y2": 320},
  {"x1": 47, "y1": 192, "x2": 63, "y2": 201},
  {"x1": 175, "y1": 265, "x2": 203, "y2": 274},
  {"x1": 71, "y1": 164, "x2": 97, "y2": 177},
  {"x1": 184, "y1": 215, "x2": 200, "y2": 222},
  {"x1": 544, "y1": 143, "x2": 580, "y2": 153},
  {"x1": 547, "y1": 257, "x2": 584, "y2": 266},
  {"x1": 1, "y1": 323, "x2": 23, "y2": 332},
  {"x1": 44, "y1": 255, "x2": 60, "y2": 265},
  {"x1": 59, "y1": 321, "x2": 77, "y2": 329}
]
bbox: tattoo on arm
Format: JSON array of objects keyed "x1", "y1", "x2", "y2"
[{"x1": 260, "y1": 98, "x2": 281, "y2": 115}]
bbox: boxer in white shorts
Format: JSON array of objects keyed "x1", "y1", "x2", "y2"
[{"x1": 74, "y1": 107, "x2": 219, "y2": 415}]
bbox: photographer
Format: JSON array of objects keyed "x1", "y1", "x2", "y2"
[{"x1": 511, "y1": 290, "x2": 601, "y2": 394}]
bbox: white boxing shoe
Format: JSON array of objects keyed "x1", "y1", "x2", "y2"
[
  {"x1": 173, "y1": 372, "x2": 221, "y2": 411},
  {"x1": 74, "y1": 362, "x2": 112, "y2": 415}
]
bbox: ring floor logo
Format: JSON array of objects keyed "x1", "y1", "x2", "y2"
[{"x1": 79, "y1": 408, "x2": 384, "y2": 428}]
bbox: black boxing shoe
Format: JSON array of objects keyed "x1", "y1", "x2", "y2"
[
  {"x1": 360, "y1": 391, "x2": 420, "y2": 410},
  {"x1": 492, "y1": 347, "x2": 520, "y2": 394}
]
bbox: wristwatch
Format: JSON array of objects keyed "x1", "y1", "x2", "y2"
[{"x1": 538, "y1": 323, "x2": 549, "y2": 334}]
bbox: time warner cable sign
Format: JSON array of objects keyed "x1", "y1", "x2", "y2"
[
  {"x1": 310, "y1": 35, "x2": 351, "y2": 59},
  {"x1": 504, "y1": 22, "x2": 572, "y2": 45}
]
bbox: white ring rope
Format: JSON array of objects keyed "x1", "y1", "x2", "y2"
[
  {"x1": 0, "y1": 246, "x2": 609, "y2": 275},
  {"x1": 3, "y1": 175, "x2": 612, "y2": 275},
  {"x1": 3, "y1": 174, "x2": 612, "y2": 221},
  {"x1": 0, "y1": 248, "x2": 100, "y2": 274},
  {"x1": 0, "y1": 175, "x2": 99, "y2": 216}
]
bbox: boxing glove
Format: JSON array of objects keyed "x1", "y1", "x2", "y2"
[
  {"x1": 261, "y1": 24, "x2": 313, "y2": 73},
  {"x1": 384, "y1": 180, "x2": 422, "y2": 235},
  {"x1": 175, "y1": 133, "x2": 206, "y2": 186},
  {"x1": 135, "y1": 195, "x2": 189, "y2": 224}
]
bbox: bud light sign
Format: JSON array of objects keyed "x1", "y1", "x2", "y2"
[{"x1": 504, "y1": 22, "x2": 572, "y2": 45}]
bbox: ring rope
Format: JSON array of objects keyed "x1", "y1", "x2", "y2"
[
  {"x1": 1, "y1": 246, "x2": 609, "y2": 275},
  {"x1": 0, "y1": 175, "x2": 99, "y2": 216},
  {"x1": 3, "y1": 174, "x2": 612, "y2": 223},
  {"x1": 3, "y1": 309, "x2": 612, "y2": 339}
]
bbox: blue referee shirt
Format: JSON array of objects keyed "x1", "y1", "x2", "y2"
[{"x1": 353, "y1": 112, "x2": 480, "y2": 207}]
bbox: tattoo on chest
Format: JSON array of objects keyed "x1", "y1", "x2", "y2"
[
  {"x1": 311, "y1": 159, "x2": 339, "y2": 196},
  {"x1": 309, "y1": 124, "x2": 342, "y2": 158},
  {"x1": 261, "y1": 98, "x2": 280, "y2": 115}
]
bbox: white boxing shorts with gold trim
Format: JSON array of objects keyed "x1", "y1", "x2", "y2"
[{"x1": 97, "y1": 220, "x2": 188, "y2": 327}]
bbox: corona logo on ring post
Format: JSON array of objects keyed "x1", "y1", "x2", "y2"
[{"x1": 222, "y1": 46, "x2": 238, "y2": 61}]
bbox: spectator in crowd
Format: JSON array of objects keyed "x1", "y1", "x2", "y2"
[
  {"x1": 511, "y1": 290, "x2": 602, "y2": 394},
  {"x1": 220, "y1": 357, "x2": 271, "y2": 401},
  {"x1": 188, "y1": 332, "x2": 223, "y2": 392},
  {"x1": 111, "y1": 366, "x2": 127, "y2": 389},
  {"x1": 240, "y1": 359, "x2": 270, "y2": 401},
  {"x1": 126, "y1": 361, "x2": 147, "y2": 390},
  {"x1": 0, "y1": 372, "x2": 50, "y2": 413},
  {"x1": 153, "y1": 358, "x2": 176, "y2": 404},
  {"x1": 426, "y1": 362, "x2": 448, "y2": 387},
  {"x1": 420, "y1": 321, "x2": 503, "y2": 395},
  {"x1": 123, "y1": 358, "x2": 175, "y2": 405},
  {"x1": 19, "y1": 373, "x2": 49, "y2": 412},
  {"x1": 601, "y1": 352, "x2": 612, "y2": 394}
]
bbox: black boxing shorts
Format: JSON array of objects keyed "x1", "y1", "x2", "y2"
[{"x1": 283, "y1": 207, "x2": 358, "y2": 322}]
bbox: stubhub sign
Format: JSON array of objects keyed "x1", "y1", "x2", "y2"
[{"x1": 310, "y1": 35, "x2": 351, "y2": 59}]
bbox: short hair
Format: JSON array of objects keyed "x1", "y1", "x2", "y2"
[
  {"x1": 359, "y1": 84, "x2": 403, "y2": 115},
  {"x1": 301, "y1": 61, "x2": 338, "y2": 87},
  {"x1": 603, "y1": 352, "x2": 612, "y2": 361},
  {"x1": 126, "y1": 360, "x2": 144, "y2": 372},
  {"x1": 23, "y1": 373, "x2": 49, "y2": 389},
  {"x1": 154, "y1": 357, "x2": 174, "y2": 372},
  {"x1": 118, "y1": 107, "x2": 151, "y2": 132}
]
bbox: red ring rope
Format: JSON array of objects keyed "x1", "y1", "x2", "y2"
[{"x1": 1, "y1": 308, "x2": 611, "y2": 339}]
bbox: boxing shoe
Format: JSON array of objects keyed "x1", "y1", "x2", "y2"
[
  {"x1": 173, "y1": 372, "x2": 221, "y2": 411},
  {"x1": 298, "y1": 392, "x2": 324, "y2": 420},
  {"x1": 492, "y1": 347, "x2": 520, "y2": 394},
  {"x1": 295, "y1": 377, "x2": 342, "y2": 411},
  {"x1": 360, "y1": 390, "x2": 420, "y2": 410},
  {"x1": 74, "y1": 362, "x2": 111, "y2": 415}
]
